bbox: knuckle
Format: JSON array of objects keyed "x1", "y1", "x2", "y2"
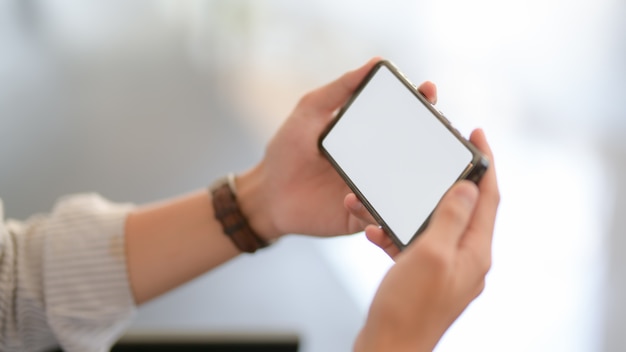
[
  {"x1": 438, "y1": 200, "x2": 469, "y2": 227},
  {"x1": 480, "y1": 256, "x2": 492, "y2": 276},
  {"x1": 468, "y1": 250, "x2": 492, "y2": 276},
  {"x1": 417, "y1": 241, "x2": 452, "y2": 271},
  {"x1": 473, "y1": 279, "x2": 486, "y2": 298}
]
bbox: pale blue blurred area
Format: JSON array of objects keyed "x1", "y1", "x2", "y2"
[{"x1": 1, "y1": 1, "x2": 626, "y2": 351}]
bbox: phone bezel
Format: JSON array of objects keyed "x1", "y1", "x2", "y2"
[{"x1": 318, "y1": 59, "x2": 489, "y2": 250}]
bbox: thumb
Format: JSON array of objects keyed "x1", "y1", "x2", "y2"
[
  {"x1": 301, "y1": 57, "x2": 380, "y2": 114},
  {"x1": 423, "y1": 181, "x2": 479, "y2": 248}
]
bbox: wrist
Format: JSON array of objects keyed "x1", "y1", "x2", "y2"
[
  {"x1": 354, "y1": 323, "x2": 435, "y2": 352},
  {"x1": 235, "y1": 164, "x2": 282, "y2": 241}
]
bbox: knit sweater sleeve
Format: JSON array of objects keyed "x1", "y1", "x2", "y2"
[{"x1": 0, "y1": 194, "x2": 137, "y2": 352}]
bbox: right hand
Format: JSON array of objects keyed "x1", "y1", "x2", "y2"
[
  {"x1": 347, "y1": 128, "x2": 498, "y2": 259},
  {"x1": 353, "y1": 129, "x2": 499, "y2": 351}
]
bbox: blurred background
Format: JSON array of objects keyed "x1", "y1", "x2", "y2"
[{"x1": 1, "y1": 0, "x2": 625, "y2": 351}]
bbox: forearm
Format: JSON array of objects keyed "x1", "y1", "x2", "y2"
[
  {"x1": 124, "y1": 58, "x2": 384, "y2": 305},
  {"x1": 125, "y1": 165, "x2": 278, "y2": 305},
  {"x1": 125, "y1": 189, "x2": 239, "y2": 304}
]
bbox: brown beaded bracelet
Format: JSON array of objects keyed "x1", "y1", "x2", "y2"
[{"x1": 210, "y1": 173, "x2": 269, "y2": 253}]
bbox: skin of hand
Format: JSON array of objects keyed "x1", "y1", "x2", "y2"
[
  {"x1": 236, "y1": 58, "x2": 438, "y2": 241},
  {"x1": 125, "y1": 58, "x2": 438, "y2": 305},
  {"x1": 351, "y1": 129, "x2": 500, "y2": 351}
]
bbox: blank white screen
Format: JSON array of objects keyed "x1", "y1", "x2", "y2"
[{"x1": 322, "y1": 64, "x2": 473, "y2": 245}]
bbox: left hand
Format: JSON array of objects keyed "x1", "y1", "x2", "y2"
[{"x1": 237, "y1": 58, "x2": 438, "y2": 240}]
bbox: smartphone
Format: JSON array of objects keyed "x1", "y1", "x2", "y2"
[{"x1": 318, "y1": 60, "x2": 488, "y2": 250}]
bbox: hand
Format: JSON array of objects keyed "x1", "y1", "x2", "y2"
[
  {"x1": 353, "y1": 129, "x2": 499, "y2": 351},
  {"x1": 347, "y1": 129, "x2": 494, "y2": 259},
  {"x1": 237, "y1": 58, "x2": 438, "y2": 240}
]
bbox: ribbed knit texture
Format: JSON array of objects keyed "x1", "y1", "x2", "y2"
[{"x1": 0, "y1": 194, "x2": 137, "y2": 351}]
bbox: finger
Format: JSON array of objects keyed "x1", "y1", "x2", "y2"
[
  {"x1": 417, "y1": 81, "x2": 437, "y2": 104},
  {"x1": 423, "y1": 181, "x2": 479, "y2": 249},
  {"x1": 344, "y1": 193, "x2": 377, "y2": 226},
  {"x1": 302, "y1": 57, "x2": 381, "y2": 114},
  {"x1": 461, "y1": 129, "x2": 500, "y2": 254},
  {"x1": 365, "y1": 225, "x2": 401, "y2": 259}
]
